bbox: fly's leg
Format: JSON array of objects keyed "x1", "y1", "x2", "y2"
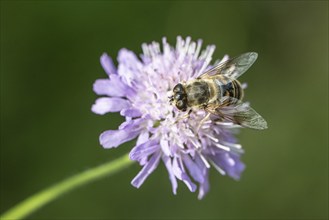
[
  {"x1": 176, "y1": 109, "x2": 192, "y2": 122},
  {"x1": 196, "y1": 112, "x2": 211, "y2": 132}
]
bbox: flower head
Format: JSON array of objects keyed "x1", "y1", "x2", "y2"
[{"x1": 92, "y1": 36, "x2": 245, "y2": 199}]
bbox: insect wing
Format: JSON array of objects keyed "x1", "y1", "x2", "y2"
[
  {"x1": 199, "y1": 52, "x2": 258, "y2": 80},
  {"x1": 206, "y1": 97, "x2": 267, "y2": 130}
]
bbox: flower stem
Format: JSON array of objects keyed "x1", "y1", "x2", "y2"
[{"x1": 1, "y1": 153, "x2": 134, "y2": 220}]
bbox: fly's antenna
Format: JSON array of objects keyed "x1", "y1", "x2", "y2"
[{"x1": 168, "y1": 96, "x2": 174, "y2": 104}]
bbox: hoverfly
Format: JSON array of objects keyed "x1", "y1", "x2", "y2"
[{"x1": 169, "y1": 52, "x2": 267, "y2": 130}]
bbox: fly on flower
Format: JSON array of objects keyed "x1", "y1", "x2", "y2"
[
  {"x1": 92, "y1": 36, "x2": 267, "y2": 199},
  {"x1": 169, "y1": 52, "x2": 267, "y2": 130}
]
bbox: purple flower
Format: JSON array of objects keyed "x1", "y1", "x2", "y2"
[{"x1": 92, "y1": 36, "x2": 245, "y2": 199}]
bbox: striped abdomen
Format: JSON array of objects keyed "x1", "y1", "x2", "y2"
[{"x1": 213, "y1": 76, "x2": 244, "y2": 105}]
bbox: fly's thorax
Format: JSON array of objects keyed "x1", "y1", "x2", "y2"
[{"x1": 185, "y1": 80, "x2": 210, "y2": 107}]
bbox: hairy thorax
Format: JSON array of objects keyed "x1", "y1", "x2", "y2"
[{"x1": 185, "y1": 80, "x2": 210, "y2": 107}]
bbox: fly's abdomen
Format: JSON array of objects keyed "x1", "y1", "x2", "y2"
[
  {"x1": 213, "y1": 76, "x2": 244, "y2": 105},
  {"x1": 221, "y1": 80, "x2": 243, "y2": 101}
]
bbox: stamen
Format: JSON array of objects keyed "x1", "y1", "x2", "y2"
[
  {"x1": 204, "y1": 134, "x2": 219, "y2": 142},
  {"x1": 184, "y1": 36, "x2": 191, "y2": 50},
  {"x1": 194, "y1": 39, "x2": 203, "y2": 59},
  {"x1": 142, "y1": 43, "x2": 149, "y2": 57},
  {"x1": 152, "y1": 41, "x2": 160, "y2": 54},
  {"x1": 188, "y1": 42, "x2": 196, "y2": 55},
  {"x1": 209, "y1": 160, "x2": 226, "y2": 175},
  {"x1": 189, "y1": 138, "x2": 201, "y2": 149},
  {"x1": 162, "y1": 37, "x2": 171, "y2": 57},
  {"x1": 177, "y1": 143, "x2": 185, "y2": 149},
  {"x1": 198, "y1": 45, "x2": 216, "y2": 75},
  {"x1": 198, "y1": 152, "x2": 211, "y2": 168},
  {"x1": 220, "y1": 141, "x2": 242, "y2": 149},
  {"x1": 201, "y1": 124, "x2": 210, "y2": 129},
  {"x1": 215, "y1": 143, "x2": 231, "y2": 152},
  {"x1": 176, "y1": 36, "x2": 183, "y2": 51}
]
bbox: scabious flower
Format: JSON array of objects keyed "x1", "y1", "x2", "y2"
[{"x1": 92, "y1": 36, "x2": 245, "y2": 199}]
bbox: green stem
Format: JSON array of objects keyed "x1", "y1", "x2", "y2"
[{"x1": 1, "y1": 153, "x2": 134, "y2": 220}]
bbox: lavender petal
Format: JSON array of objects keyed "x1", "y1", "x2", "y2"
[
  {"x1": 120, "y1": 108, "x2": 142, "y2": 118},
  {"x1": 172, "y1": 157, "x2": 197, "y2": 192},
  {"x1": 162, "y1": 156, "x2": 178, "y2": 195},
  {"x1": 100, "y1": 53, "x2": 117, "y2": 75},
  {"x1": 93, "y1": 75, "x2": 134, "y2": 97},
  {"x1": 136, "y1": 131, "x2": 150, "y2": 146},
  {"x1": 198, "y1": 170, "x2": 210, "y2": 200},
  {"x1": 183, "y1": 154, "x2": 205, "y2": 184},
  {"x1": 119, "y1": 117, "x2": 146, "y2": 131},
  {"x1": 92, "y1": 97, "x2": 130, "y2": 115},
  {"x1": 209, "y1": 151, "x2": 245, "y2": 180},
  {"x1": 117, "y1": 49, "x2": 142, "y2": 86},
  {"x1": 160, "y1": 138, "x2": 171, "y2": 157},
  {"x1": 129, "y1": 140, "x2": 159, "y2": 161},
  {"x1": 131, "y1": 152, "x2": 161, "y2": 188},
  {"x1": 99, "y1": 128, "x2": 140, "y2": 149}
]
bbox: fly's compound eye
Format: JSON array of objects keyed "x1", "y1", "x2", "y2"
[
  {"x1": 176, "y1": 100, "x2": 187, "y2": 112},
  {"x1": 173, "y1": 84, "x2": 183, "y2": 93},
  {"x1": 174, "y1": 93, "x2": 183, "y2": 101}
]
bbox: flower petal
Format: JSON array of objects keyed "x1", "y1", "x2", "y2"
[
  {"x1": 209, "y1": 151, "x2": 245, "y2": 180},
  {"x1": 92, "y1": 97, "x2": 130, "y2": 115},
  {"x1": 117, "y1": 49, "x2": 142, "y2": 86},
  {"x1": 129, "y1": 140, "x2": 159, "y2": 162},
  {"x1": 93, "y1": 76, "x2": 134, "y2": 97},
  {"x1": 162, "y1": 156, "x2": 178, "y2": 195},
  {"x1": 100, "y1": 53, "x2": 117, "y2": 75},
  {"x1": 119, "y1": 117, "x2": 145, "y2": 130},
  {"x1": 120, "y1": 108, "x2": 142, "y2": 118},
  {"x1": 172, "y1": 157, "x2": 197, "y2": 192},
  {"x1": 136, "y1": 131, "x2": 149, "y2": 146},
  {"x1": 131, "y1": 152, "x2": 161, "y2": 188},
  {"x1": 117, "y1": 49, "x2": 142, "y2": 70},
  {"x1": 183, "y1": 154, "x2": 204, "y2": 184},
  {"x1": 160, "y1": 138, "x2": 171, "y2": 157},
  {"x1": 198, "y1": 170, "x2": 210, "y2": 200},
  {"x1": 99, "y1": 128, "x2": 140, "y2": 149}
]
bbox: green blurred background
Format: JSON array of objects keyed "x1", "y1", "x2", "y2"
[{"x1": 1, "y1": 1, "x2": 328, "y2": 219}]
